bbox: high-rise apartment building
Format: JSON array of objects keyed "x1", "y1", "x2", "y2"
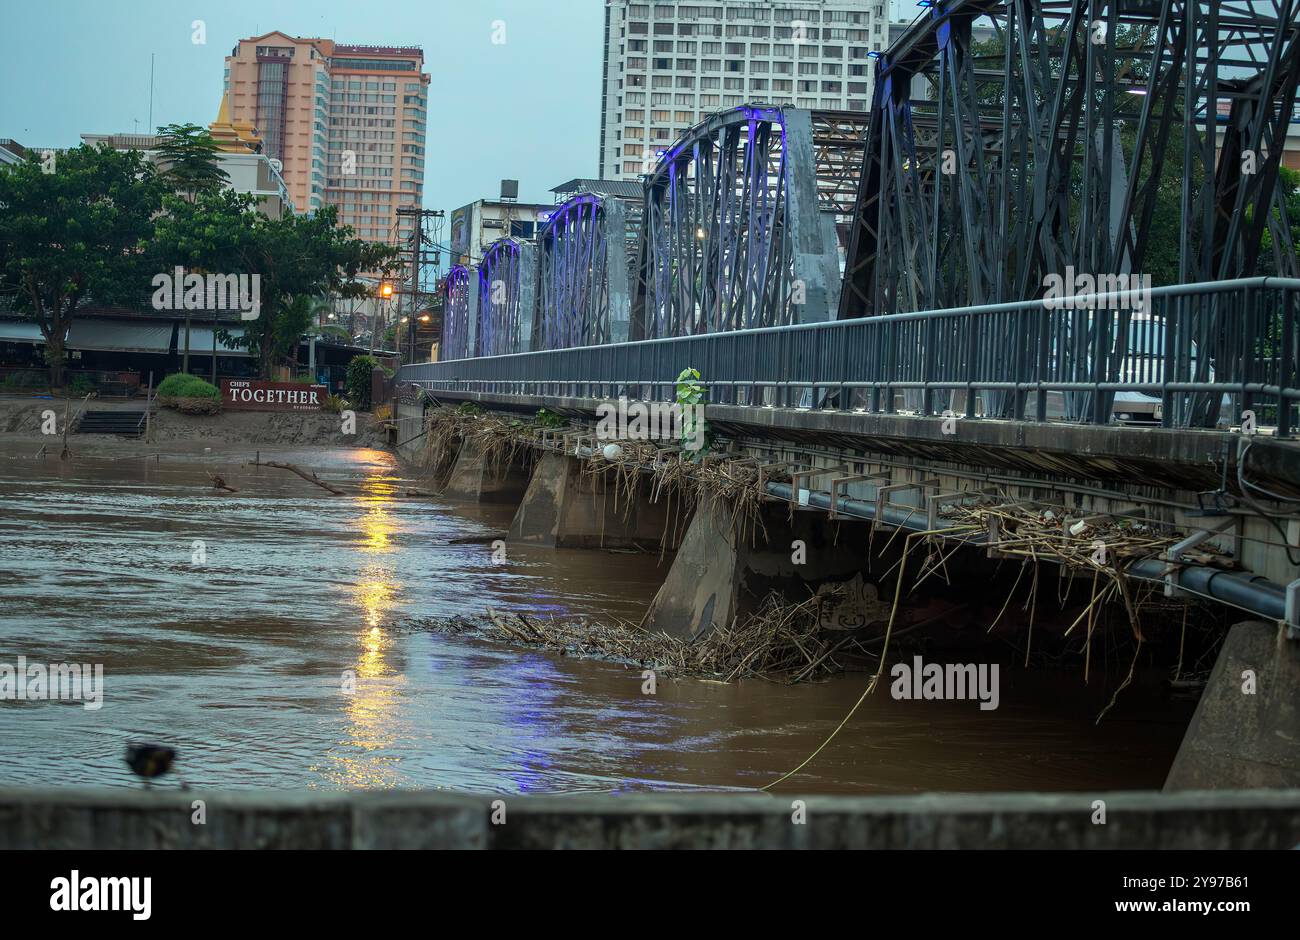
[
  {"x1": 223, "y1": 32, "x2": 429, "y2": 249},
  {"x1": 599, "y1": 1, "x2": 886, "y2": 180}
]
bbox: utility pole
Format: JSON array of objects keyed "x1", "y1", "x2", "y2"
[
  {"x1": 396, "y1": 206, "x2": 443, "y2": 365},
  {"x1": 404, "y1": 210, "x2": 419, "y2": 364}
]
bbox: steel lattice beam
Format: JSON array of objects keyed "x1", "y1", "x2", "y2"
[
  {"x1": 837, "y1": 0, "x2": 1300, "y2": 427},
  {"x1": 477, "y1": 238, "x2": 537, "y2": 356},
  {"x1": 630, "y1": 105, "x2": 841, "y2": 339},
  {"x1": 439, "y1": 264, "x2": 478, "y2": 361},
  {"x1": 535, "y1": 192, "x2": 633, "y2": 349},
  {"x1": 841, "y1": 0, "x2": 1300, "y2": 320}
]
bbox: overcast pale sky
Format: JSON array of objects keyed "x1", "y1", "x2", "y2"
[{"x1": 0, "y1": 0, "x2": 605, "y2": 212}]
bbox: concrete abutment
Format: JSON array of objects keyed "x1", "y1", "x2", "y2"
[
  {"x1": 442, "y1": 438, "x2": 532, "y2": 504},
  {"x1": 643, "y1": 501, "x2": 887, "y2": 641},
  {"x1": 507, "y1": 451, "x2": 683, "y2": 551},
  {"x1": 1165, "y1": 620, "x2": 1300, "y2": 790}
]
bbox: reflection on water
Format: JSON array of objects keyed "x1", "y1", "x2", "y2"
[
  {"x1": 0, "y1": 446, "x2": 1191, "y2": 793},
  {"x1": 335, "y1": 620, "x2": 403, "y2": 790},
  {"x1": 338, "y1": 475, "x2": 406, "y2": 787}
]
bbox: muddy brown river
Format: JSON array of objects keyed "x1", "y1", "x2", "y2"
[{"x1": 0, "y1": 445, "x2": 1190, "y2": 793}]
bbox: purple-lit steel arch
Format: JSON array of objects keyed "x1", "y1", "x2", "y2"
[
  {"x1": 535, "y1": 192, "x2": 633, "y2": 349},
  {"x1": 477, "y1": 237, "x2": 537, "y2": 356},
  {"x1": 440, "y1": 265, "x2": 477, "y2": 360},
  {"x1": 630, "y1": 104, "x2": 841, "y2": 340},
  {"x1": 843, "y1": 0, "x2": 1300, "y2": 322},
  {"x1": 838, "y1": 0, "x2": 1300, "y2": 428}
]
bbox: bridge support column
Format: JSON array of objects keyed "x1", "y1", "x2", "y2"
[
  {"x1": 442, "y1": 439, "x2": 531, "y2": 504},
  {"x1": 394, "y1": 397, "x2": 427, "y2": 463},
  {"x1": 507, "y1": 451, "x2": 678, "y2": 551},
  {"x1": 1165, "y1": 620, "x2": 1300, "y2": 790},
  {"x1": 642, "y1": 502, "x2": 879, "y2": 641}
]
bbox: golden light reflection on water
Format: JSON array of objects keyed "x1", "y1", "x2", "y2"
[
  {"x1": 356, "y1": 475, "x2": 400, "y2": 554},
  {"x1": 329, "y1": 476, "x2": 408, "y2": 789}
]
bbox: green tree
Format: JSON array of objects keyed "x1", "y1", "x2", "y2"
[
  {"x1": 346, "y1": 354, "x2": 380, "y2": 410},
  {"x1": 281, "y1": 294, "x2": 334, "y2": 372},
  {"x1": 233, "y1": 208, "x2": 395, "y2": 379},
  {"x1": 0, "y1": 145, "x2": 165, "y2": 385},
  {"x1": 153, "y1": 123, "x2": 229, "y2": 199},
  {"x1": 1258, "y1": 165, "x2": 1300, "y2": 276},
  {"x1": 230, "y1": 206, "x2": 400, "y2": 378},
  {"x1": 150, "y1": 188, "x2": 258, "y2": 375},
  {"x1": 151, "y1": 195, "x2": 399, "y2": 379}
]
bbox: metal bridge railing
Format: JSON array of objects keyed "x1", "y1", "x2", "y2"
[{"x1": 402, "y1": 277, "x2": 1300, "y2": 434}]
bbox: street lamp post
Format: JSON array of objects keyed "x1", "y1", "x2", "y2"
[{"x1": 372, "y1": 281, "x2": 394, "y2": 356}]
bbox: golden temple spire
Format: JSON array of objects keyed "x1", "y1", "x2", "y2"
[{"x1": 208, "y1": 93, "x2": 263, "y2": 154}]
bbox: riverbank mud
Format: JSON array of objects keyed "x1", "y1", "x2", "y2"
[{"x1": 0, "y1": 395, "x2": 389, "y2": 451}]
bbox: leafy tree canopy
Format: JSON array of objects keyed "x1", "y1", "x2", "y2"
[
  {"x1": 153, "y1": 123, "x2": 229, "y2": 197},
  {"x1": 0, "y1": 144, "x2": 165, "y2": 382}
]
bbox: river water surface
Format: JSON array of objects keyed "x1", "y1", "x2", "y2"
[{"x1": 0, "y1": 446, "x2": 1190, "y2": 793}]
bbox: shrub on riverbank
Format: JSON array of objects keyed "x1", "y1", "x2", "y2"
[
  {"x1": 66, "y1": 375, "x2": 95, "y2": 397},
  {"x1": 322, "y1": 393, "x2": 349, "y2": 414},
  {"x1": 158, "y1": 374, "x2": 222, "y2": 415},
  {"x1": 2, "y1": 370, "x2": 46, "y2": 390},
  {"x1": 346, "y1": 355, "x2": 379, "y2": 411}
]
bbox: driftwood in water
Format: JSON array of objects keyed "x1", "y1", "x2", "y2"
[
  {"x1": 209, "y1": 473, "x2": 238, "y2": 493},
  {"x1": 263, "y1": 461, "x2": 346, "y2": 496}
]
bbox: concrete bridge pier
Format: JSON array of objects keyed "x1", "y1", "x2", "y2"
[
  {"x1": 394, "y1": 394, "x2": 428, "y2": 463},
  {"x1": 442, "y1": 439, "x2": 532, "y2": 504},
  {"x1": 643, "y1": 501, "x2": 886, "y2": 641},
  {"x1": 1165, "y1": 620, "x2": 1300, "y2": 790},
  {"x1": 507, "y1": 451, "x2": 682, "y2": 551}
]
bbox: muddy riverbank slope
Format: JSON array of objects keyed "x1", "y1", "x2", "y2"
[{"x1": 0, "y1": 395, "x2": 390, "y2": 453}]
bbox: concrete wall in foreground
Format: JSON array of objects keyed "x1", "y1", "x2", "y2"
[{"x1": 2, "y1": 788, "x2": 1298, "y2": 849}]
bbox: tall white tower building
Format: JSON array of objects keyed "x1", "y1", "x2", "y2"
[{"x1": 598, "y1": 1, "x2": 886, "y2": 180}]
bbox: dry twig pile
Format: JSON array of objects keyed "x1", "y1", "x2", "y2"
[{"x1": 400, "y1": 591, "x2": 876, "y2": 683}]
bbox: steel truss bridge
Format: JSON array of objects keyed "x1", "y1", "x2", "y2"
[{"x1": 419, "y1": 0, "x2": 1300, "y2": 433}]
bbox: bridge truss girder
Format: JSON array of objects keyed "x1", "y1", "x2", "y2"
[
  {"x1": 631, "y1": 105, "x2": 842, "y2": 339},
  {"x1": 440, "y1": 264, "x2": 479, "y2": 361},
  {"x1": 841, "y1": 0, "x2": 1300, "y2": 319},
  {"x1": 535, "y1": 193, "x2": 632, "y2": 349},
  {"x1": 477, "y1": 238, "x2": 537, "y2": 357}
]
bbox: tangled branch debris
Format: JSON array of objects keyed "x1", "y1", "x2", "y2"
[
  {"x1": 411, "y1": 407, "x2": 1229, "y2": 714},
  {"x1": 417, "y1": 406, "x2": 539, "y2": 488},
  {"x1": 399, "y1": 591, "x2": 877, "y2": 683}
]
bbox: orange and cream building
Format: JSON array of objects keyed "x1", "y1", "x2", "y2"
[{"x1": 222, "y1": 32, "x2": 430, "y2": 249}]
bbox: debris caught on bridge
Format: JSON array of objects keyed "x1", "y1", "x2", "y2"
[
  {"x1": 419, "y1": 405, "x2": 779, "y2": 550},
  {"x1": 412, "y1": 405, "x2": 1237, "y2": 714},
  {"x1": 399, "y1": 590, "x2": 881, "y2": 684},
  {"x1": 586, "y1": 445, "x2": 776, "y2": 552},
  {"x1": 416, "y1": 405, "x2": 537, "y2": 488}
]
